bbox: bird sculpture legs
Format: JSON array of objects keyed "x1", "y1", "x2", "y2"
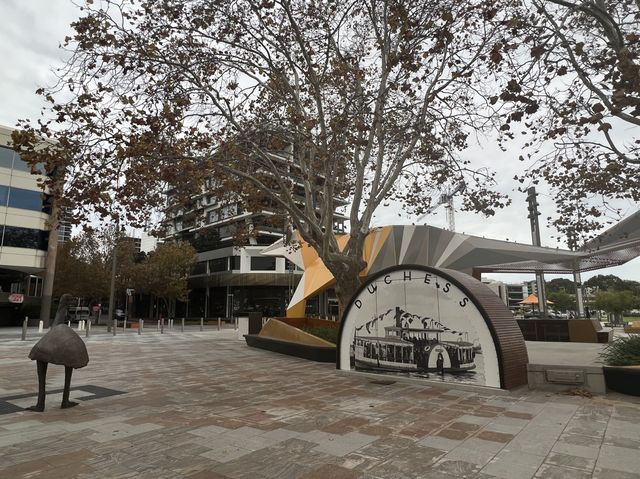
[
  {"x1": 26, "y1": 361, "x2": 78, "y2": 411},
  {"x1": 26, "y1": 360, "x2": 47, "y2": 411},
  {"x1": 61, "y1": 366, "x2": 78, "y2": 409}
]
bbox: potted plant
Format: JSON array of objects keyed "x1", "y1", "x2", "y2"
[{"x1": 599, "y1": 335, "x2": 640, "y2": 396}]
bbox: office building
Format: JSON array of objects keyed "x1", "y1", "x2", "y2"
[{"x1": 0, "y1": 125, "x2": 51, "y2": 325}]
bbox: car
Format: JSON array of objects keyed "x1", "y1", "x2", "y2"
[{"x1": 68, "y1": 306, "x2": 90, "y2": 322}]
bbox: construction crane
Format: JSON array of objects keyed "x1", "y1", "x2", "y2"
[{"x1": 415, "y1": 182, "x2": 465, "y2": 231}]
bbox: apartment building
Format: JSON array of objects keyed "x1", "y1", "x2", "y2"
[{"x1": 165, "y1": 145, "x2": 346, "y2": 319}]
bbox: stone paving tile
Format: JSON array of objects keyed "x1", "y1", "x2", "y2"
[
  {"x1": 441, "y1": 445, "x2": 496, "y2": 467},
  {"x1": 596, "y1": 444, "x2": 640, "y2": 475},
  {"x1": 534, "y1": 464, "x2": 592, "y2": 479},
  {"x1": 544, "y1": 451, "x2": 595, "y2": 472},
  {"x1": 416, "y1": 435, "x2": 463, "y2": 451},
  {"x1": 550, "y1": 441, "x2": 600, "y2": 459},
  {"x1": 2, "y1": 331, "x2": 640, "y2": 478},
  {"x1": 431, "y1": 459, "x2": 481, "y2": 478},
  {"x1": 481, "y1": 450, "x2": 545, "y2": 479},
  {"x1": 592, "y1": 467, "x2": 640, "y2": 479},
  {"x1": 476, "y1": 430, "x2": 514, "y2": 443}
]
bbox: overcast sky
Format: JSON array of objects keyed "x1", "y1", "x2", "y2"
[{"x1": 1, "y1": 0, "x2": 639, "y2": 284}]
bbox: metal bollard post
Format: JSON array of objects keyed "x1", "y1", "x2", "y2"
[
  {"x1": 157, "y1": 319, "x2": 160, "y2": 331},
  {"x1": 138, "y1": 319, "x2": 143, "y2": 335},
  {"x1": 161, "y1": 317, "x2": 164, "y2": 334},
  {"x1": 38, "y1": 320, "x2": 43, "y2": 333},
  {"x1": 113, "y1": 318, "x2": 117, "y2": 336},
  {"x1": 218, "y1": 317, "x2": 221, "y2": 331},
  {"x1": 21, "y1": 317, "x2": 28, "y2": 340},
  {"x1": 234, "y1": 316, "x2": 238, "y2": 330},
  {"x1": 181, "y1": 317, "x2": 185, "y2": 332},
  {"x1": 200, "y1": 317, "x2": 203, "y2": 332},
  {"x1": 86, "y1": 320, "x2": 91, "y2": 338},
  {"x1": 123, "y1": 319, "x2": 127, "y2": 331}
]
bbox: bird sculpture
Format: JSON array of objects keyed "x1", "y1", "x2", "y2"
[{"x1": 26, "y1": 294, "x2": 89, "y2": 411}]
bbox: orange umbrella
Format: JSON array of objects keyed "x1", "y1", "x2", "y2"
[{"x1": 519, "y1": 294, "x2": 553, "y2": 312}]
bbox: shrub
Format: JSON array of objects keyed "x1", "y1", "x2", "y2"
[
  {"x1": 301, "y1": 326, "x2": 338, "y2": 344},
  {"x1": 599, "y1": 335, "x2": 640, "y2": 366}
]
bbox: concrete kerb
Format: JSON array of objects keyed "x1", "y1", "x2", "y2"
[{"x1": 336, "y1": 369, "x2": 515, "y2": 396}]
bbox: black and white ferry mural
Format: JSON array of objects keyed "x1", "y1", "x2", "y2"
[{"x1": 338, "y1": 266, "x2": 502, "y2": 388}]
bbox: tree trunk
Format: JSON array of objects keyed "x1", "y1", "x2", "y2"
[{"x1": 333, "y1": 268, "x2": 363, "y2": 321}]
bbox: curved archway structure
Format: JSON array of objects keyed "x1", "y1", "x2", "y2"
[{"x1": 337, "y1": 265, "x2": 528, "y2": 389}]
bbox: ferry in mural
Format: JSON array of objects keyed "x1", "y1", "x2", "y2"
[{"x1": 352, "y1": 307, "x2": 477, "y2": 374}]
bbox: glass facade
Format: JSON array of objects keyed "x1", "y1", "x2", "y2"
[
  {"x1": 208, "y1": 257, "x2": 227, "y2": 272},
  {"x1": 0, "y1": 145, "x2": 44, "y2": 173},
  {"x1": 192, "y1": 261, "x2": 207, "y2": 275},
  {"x1": 0, "y1": 185, "x2": 44, "y2": 212},
  {"x1": 1, "y1": 225, "x2": 48, "y2": 250},
  {"x1": 0, "y1": 146, "x2": 13, "y2": 169},
  {"x1": 250, "y1": 256, "x2": 276, "y2": 271}
]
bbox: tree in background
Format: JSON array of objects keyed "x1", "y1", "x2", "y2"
[
  {"x1": 547, "y1": 291, "x2": 576, "y2": 313},
  {"x1": 497, "y1": 0, "x2": 640, "y2": 247},
  {"x1": 132, "y1": 241, "x2": 196, "y2": 318},
  {"x1": 13, "y1": 0, "x2": 514, "y2": 316},
  {"x1": 593, "y1": 289, "x2": 638, "y2": 324},
  {"x1": 546, "y1": 278, "x2": 577, "y2": 294},
  {"x1": 53, "y1": 232, "x2": 111, "y2": 304},
  {"x1": 586, "y1": 274, "x2": 627, "y2": 292}
]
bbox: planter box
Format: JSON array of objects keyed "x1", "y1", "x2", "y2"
[{"x1": 603, "y1": 366, "x2": 640, "y2": 396}]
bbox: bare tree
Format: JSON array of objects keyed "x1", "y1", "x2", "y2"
[
  {"x1": 13, "y1": 0, "x2": 512, "y2": 315},
  {"x1": 496, "y1": 0, "x2": 640, "y2": 248}
]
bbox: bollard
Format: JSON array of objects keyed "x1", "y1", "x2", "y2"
[
  {"x1": 170, "y1": 318, "x2": 174, "y2": 330},
  {"x1": 113, "y1": 318, "x2": 117, "y2": 336},
  {"x1": 218, "y1": 317, "x2": 221, "y2": 331},
  {"x1": 86, "y1": 320, "x2": 91, "y2": 338},
  {"x1": 68, "y1": 321, "x2": 71, "y2": 327},
  {"x1": 38, "y1": 320, "x2": 43, "y2": 333},
  {"x1": 181, "y1": 317, "x2": 184, "y2": 333},
  {"x1": 77, "y1": 321, "x2": 81, "y2": 331},
  {"x1": 21, "y1": 317, "x2": 28, "y2": 340},
  {"x1": 161, "y1": 317, "x2": 164, "y2": 334},
  {"x1": 138, "y1": 319, "x2": 143, "y2": 335},
  {"x1": 157, "y1": 319, "x2": 160, "y2": 331},
  {"x1": 234, "y1": 316, "x2": 238, "y2": 330},
  {"x1": 200, "y1": 317, "x2": 204, "y2": 332}
]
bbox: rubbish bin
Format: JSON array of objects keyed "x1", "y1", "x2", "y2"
[{"x1": 248, "y1": 312, "x2": 263, "y2": 335}]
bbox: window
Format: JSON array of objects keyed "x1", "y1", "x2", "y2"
[
  {"x1": 192, "y1": 261, "x2": 207, "y2": 275},
  {"x1": 27, "y1": 276, "x2": 43, "y2": 297},
  {"x1": 11, "y1": 153, "x2": 32, "y2": 172},
  {"x1": 0, "y1": 185, "x2": 8, "y2": 206},
  {"x1": 2, "y1": 226, "x2": 48, "y2": 250},
  {"x1": 250, "y1": 256, "x2": 276, "y2": 271},
  {"x1": 208, "y1": 257, "x2": 227, "y2": 272},
  {"x1": 0, "y1": 146, "x2": 14, "y2": 169},
  {"x1": 208, "y1": 210, "x2": 219, "y2": 223},
  {"x1": 229, "y1": 256, "x2": 241, "y2": 270},
  {"x1": 7, "y1": 187, "x2": 43, "y2": 212}
]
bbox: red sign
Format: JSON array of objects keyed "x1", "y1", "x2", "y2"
[
  {"x1": 8, "y1": 293, "x2": 24, "y2": 304},
  {"x1": 92, "y1": 304, "x2": 101, "y2": 313}
]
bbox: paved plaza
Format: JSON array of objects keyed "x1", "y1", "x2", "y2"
[{"x1": 1, "y1": 328, "x2": 640, "y2": 479}]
